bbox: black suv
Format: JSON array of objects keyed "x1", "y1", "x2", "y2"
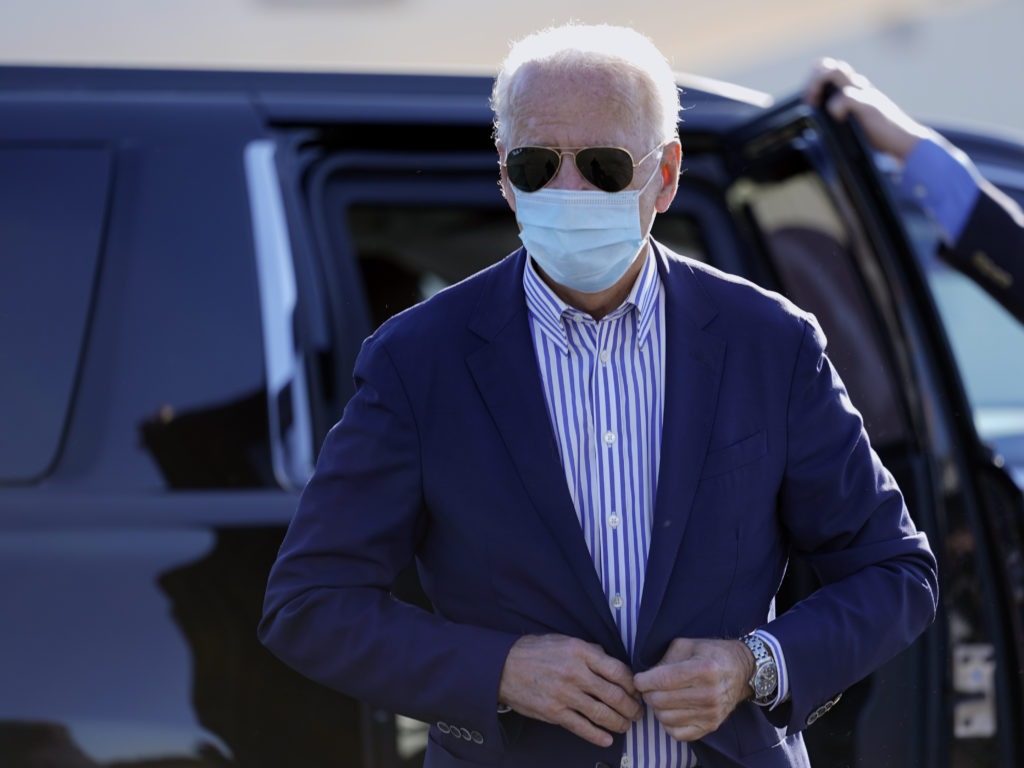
[{"x1": 1, "y1": 65, "x2": 1022, "y2": 768}]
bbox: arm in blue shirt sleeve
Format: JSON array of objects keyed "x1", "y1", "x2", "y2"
[{"x1": 897, "y1": 135, "x2": 982, "y2": 243}]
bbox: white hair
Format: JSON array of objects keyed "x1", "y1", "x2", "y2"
[{"x1": 491, "y1": 23, "x2": 681, "y2": 147}]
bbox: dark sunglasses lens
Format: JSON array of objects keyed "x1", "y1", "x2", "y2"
[
  {"x1": 507, "y1": 148, "x2": 560, "y2": 192},
  {"x1": 575, "y1": 147, "x2": 634, "y2": 192}
]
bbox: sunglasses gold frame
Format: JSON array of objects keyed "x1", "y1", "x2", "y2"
[{"x1": 504, "y1": 143, "x2": 665, "y2": 192}]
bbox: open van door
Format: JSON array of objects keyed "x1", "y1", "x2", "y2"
[{"x1": 695, "y1": 96, "x2": 1024, "y2": 768}]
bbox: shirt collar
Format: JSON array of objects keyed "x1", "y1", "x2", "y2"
[{"x1": 522, "y1": 246, "x2": 662, "y2": 354}]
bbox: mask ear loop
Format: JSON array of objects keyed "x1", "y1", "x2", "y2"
[
  {"x1": 636, "y1": 146, "x2": 669, "y2": 243},
  {"x1": 632, "y1": 139, "x2": 673, "y2": 191},
  {"x1": 638, "y1": 158, "x2": 663, "y2": 191},
  {"x1": 630, "y1": 142, "x2": 669, "y2": 200}
]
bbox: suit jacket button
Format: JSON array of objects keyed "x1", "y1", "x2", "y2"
[
  {"x1": 471, "y1": 730, "x2": 484, "y2": 744},
  {"x1": 437, "y1": 722, "x2": 450, "y2": 734},
  {"x1": 459, "y1": 727, "x2": 472, "y2": 741}
]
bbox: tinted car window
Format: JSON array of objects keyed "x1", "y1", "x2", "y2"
[
  {"x1": 350, "y1": 204, "x2": 518, "y2": 327},
  {"x1": 0, "y1": 146, "x2": 112, "y2": 484},
  {"x1": 726, "y1": 151, "x2": 911, "y2": 448},
  {"x1": 35, "y1": 105, "x2": 274, "y2": 492}
]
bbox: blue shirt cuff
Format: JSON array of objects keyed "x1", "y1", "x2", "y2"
[
  {"x1": 753, "y1": 629, "x2": 789, "y2": 709},
  {"x1": 898, "y1": 136, "x2": 982, "y2": 243}
]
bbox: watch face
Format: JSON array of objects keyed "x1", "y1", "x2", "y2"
[{"x1": 754, "y1": 666, "x2": 778, "y2": 698}]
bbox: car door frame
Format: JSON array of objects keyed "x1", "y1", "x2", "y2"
[{"x1": 723, "y1": 97, "x2": 1024, "y2": 768}]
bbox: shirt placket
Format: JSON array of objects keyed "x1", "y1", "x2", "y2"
[{"x1": 596, "y1": 315, "x2": 643, "y2": 654}]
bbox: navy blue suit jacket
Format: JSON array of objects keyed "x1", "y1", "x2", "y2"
[
  {"x1": 260, "y1": 243, "x2": 938, "y2": 768},
  {"x1": 943, "y1": 181, "x2": 1024, "y2": 324}
]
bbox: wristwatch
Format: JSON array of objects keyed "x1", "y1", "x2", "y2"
[{"x1": 741, "y1": 633, "x2": 779, "y2": 707}]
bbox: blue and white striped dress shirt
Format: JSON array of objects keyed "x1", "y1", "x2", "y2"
[
  {"x1": 524, "y1": 249, "x2": 698, "y2": 768},
  {"x1": 524, "y1": 248, "x2": 791, "y2": 766}
]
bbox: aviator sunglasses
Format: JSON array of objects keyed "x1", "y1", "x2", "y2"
[{"x1": 504, "y1": 143, "x2": 664, "y2": 193}]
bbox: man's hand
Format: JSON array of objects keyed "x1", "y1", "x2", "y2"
[
  {"x1": 633, "y1": 638, "x2": 753, "y2": 742},
  {"x1": 803, "y1": 57, "x2": 932, "y2": 161},
  {"x1": 498, "y1": 634, "x2": 643, "y2": 747}
]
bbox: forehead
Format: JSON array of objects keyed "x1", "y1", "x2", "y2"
[{"x1": 507, "y1": 63, "x2": 651, "y2": 149}]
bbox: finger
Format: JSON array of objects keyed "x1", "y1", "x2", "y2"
[
  {"x1": 803, "y1": 57, "x2": 848, "y2": 105},
  {"x1": 824, "y1": 87, "x2": 857, "y2": 123},
  {"x1": 588, "y1": 649, "x2": 641, "y2": 698},
  {"x1": 560, "y1": 708, "x2": 618, "y2": 748},
  {"x1": 635, "y1": 652, "x2": 716, "y2": 695},
  {"x1": 584, "y1": 673, "x2": 644, "y2": 722},
  {"x1": 651, "y1": 702, "x2": 729, "y2": 743},
  {"x1": 635, "y1": 661, "x2": 685, "y2": 693},
  {"x1": 803, "y1": 71, "x2": 830, "y2": 107},
  {"x1": 641, "y1": 676, "x2": 716, "y2": 711},
  {"x1": 571, "y1": 691, "x2": 636, "y2": 734},
  {"x1": 665, "y1": 721, "x2": 712, "y2": 743},
  {"x1": 638, "y1": 695, "x2": 714, "y2": 742}
]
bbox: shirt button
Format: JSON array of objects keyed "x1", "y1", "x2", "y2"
[
  {"x1": 608, "y1": 513, "x2": 620, "y2": 529},
  {"x1": 603, "y1": 431, "x2": 616, "y2": 446},
  {"x1": 914, "y1": 183, "x2": 928, "y2": 199},
  {"x1": 611, "y1": 594, "x2": 623, "y2": 609},
  {"x1": 621, "y1": 756, "x2": 633, "y2": 768},
  {"x1": 599, "y1": 349, "x2": 611, "y2": 364}
]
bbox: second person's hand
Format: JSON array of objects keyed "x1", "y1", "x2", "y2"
[{"x1": 804, "y1": 57, "x2": 931, "y2": 161}]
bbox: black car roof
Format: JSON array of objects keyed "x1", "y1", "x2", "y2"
[{"x1": 0, "y1": 64, "x2": 771, "y2": 131}]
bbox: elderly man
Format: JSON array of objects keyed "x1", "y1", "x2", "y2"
[{"x1": 260, "y1": 24, "x2": 938, "y2": 768}]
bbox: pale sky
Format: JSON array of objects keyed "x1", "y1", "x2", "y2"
[
  {"x1": 0, "y1": 0, "x2": 990, "y2": 72},
  {"x1": 1, "y1": 0, "x2": 1021, "y2": 131}
]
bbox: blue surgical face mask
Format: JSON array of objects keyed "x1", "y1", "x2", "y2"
[{"x1": 514, "y1": 162, "x2": 661, "y2": 293}]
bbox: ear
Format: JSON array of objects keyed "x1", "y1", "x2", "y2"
[
  {"x1": 654, "y1": 140, "x2": 682, "y2": 214},
  {"x1": 496, "y1": 141, "x2": 517, "y2": 212}
]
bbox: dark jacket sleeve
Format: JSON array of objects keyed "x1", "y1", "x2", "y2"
[
  {"x1": 760, "y1": 317, "x2": 939, "y2": 734},
  {"x1": 258, "y1": 331, "x2": 518, "y2": 750},
  {"x1": 941, "y1": 181, "x2": 1024, "y2": 324}
]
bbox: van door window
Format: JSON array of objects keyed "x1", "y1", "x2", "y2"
[
  {"x1": 348, "y1": 204, "x2": 519, "y2": 327},
  {"x1": 726, "y1": 144, "x2": 912, "y2": 448},
  {"x1": 0, "y1": 146, "x2": 112, "y2": 484}
]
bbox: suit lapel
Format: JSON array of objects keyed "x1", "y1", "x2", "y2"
[
  {"x1": 635, "y1": 247, "x2": 725, "y2": 655},
  {"x1": 466, "y1": 251, "x2": 623, "y2": 653}
]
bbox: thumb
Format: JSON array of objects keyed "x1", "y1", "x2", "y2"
[
  {"x1": 634, "y1": 638, "x2": 699, "y2": 692},
  {"x1": 824, "y1": 87, "x2": 857, "y2": 124}
]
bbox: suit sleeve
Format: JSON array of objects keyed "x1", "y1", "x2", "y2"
[
  {"x1": 900, "y1": 135, "x2": 1024, "y2": 324},
  {"x1": 761, "y1": 317, "x2": 939, "y2": 733},
  {"x1": 942, "y1": 181, "x2": 1024, "y2": 324},
  {"x1": 259, "y1": 331, "x2": 518, "y2": 745}
]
